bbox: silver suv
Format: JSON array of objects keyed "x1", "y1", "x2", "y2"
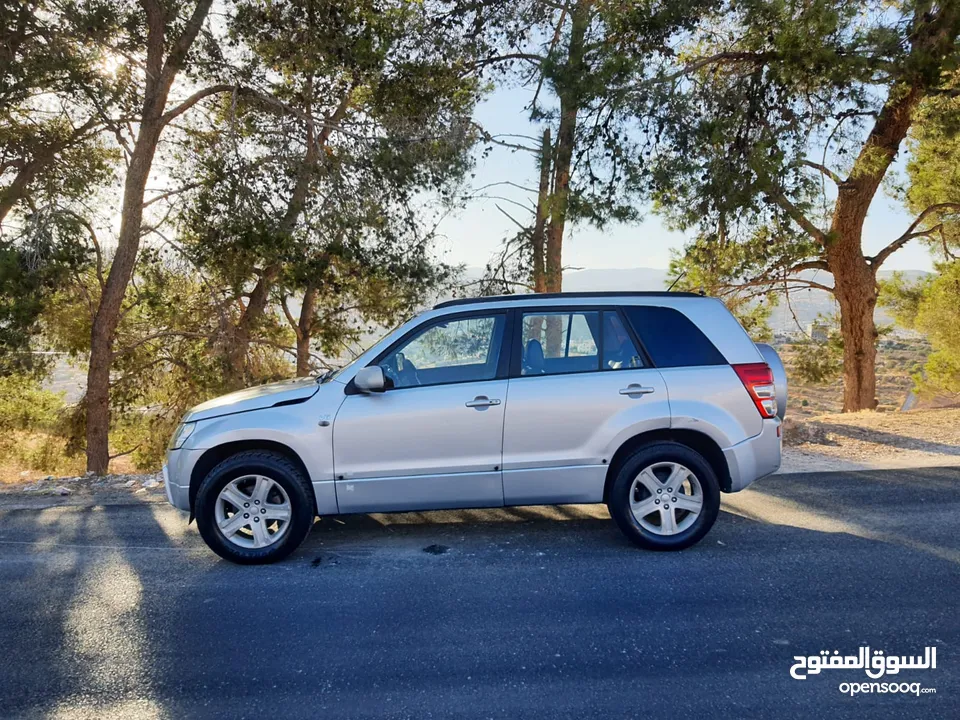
[{"x1": 164, "y1": 292, "x2": 785, "y2": 563}]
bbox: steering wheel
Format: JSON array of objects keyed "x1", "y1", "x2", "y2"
[{"x1": 382, "y1": 352, "x2": 420, "y2": 388}]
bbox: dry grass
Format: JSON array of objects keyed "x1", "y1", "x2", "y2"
[{"x1": 0, "y1": 431, "x2": 136, "y2": 485}]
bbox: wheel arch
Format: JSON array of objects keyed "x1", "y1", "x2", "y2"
[
  {"x1": 188, "y1": 440, "x2": 314, "y2": 517},
  {"x1": 602, "y1": 428, "x2": 732, "y2": 501}
]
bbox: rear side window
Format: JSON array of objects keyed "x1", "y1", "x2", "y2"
[
  {"x1": 602, "y1": 311, "x2": 644, "y2": 370},
  {"x1": 519, "y1": 311, "x2": 600, "y2": 375},
  {"x1": 623, "y1": 306, "x2": 726, "y2": 368}
]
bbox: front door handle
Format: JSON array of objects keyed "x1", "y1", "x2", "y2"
[
  {"x1": 619, "y1": 384, "x2": 655, "y2": 396},
  {"x1": 465, "y1": 396, "x2": 501, "y2": 408}
]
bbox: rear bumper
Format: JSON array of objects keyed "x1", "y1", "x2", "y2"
[{"x1": 722, "y1": 418, "x2": 781, "y2": 492}]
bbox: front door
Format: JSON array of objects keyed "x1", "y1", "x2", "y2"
[
  {"x1": 501, "y1": 308, "x2": 670, "y2": 505},
  {"x1": 333, "y1": 312, "x2": 510, "y2": 513}
]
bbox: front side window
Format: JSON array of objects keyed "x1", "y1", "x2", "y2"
[
  {"x1": 377, "y1": 314, "x2": 505, "y2": 388},
  {"x1": 519, "y1": 311, "x2": 600, "y2": 375}
]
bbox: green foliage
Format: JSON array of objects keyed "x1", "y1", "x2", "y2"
[
  {"x1": 0, "y1": 226, "x2": 91, "y2": 376},
  {"x1": 0, "y1": 0, "x2": 124, "y2": 221},
  {"x1": 0, "y1": 374, "x2": 83, "y2": 475},
  {"x1": 880, "y1": 263, "x2": 960, "y2": 395},
  {"x1": 906, "y1": 71, "x2": 960, "y2": 257},
  {"x1": 0, "y1": 0, "x2": 123, "y2": 379},
  {"x1": 790, "y1": 315, "x2": 844, "y2": 384},
  {"x1": 666, "y1": 247, "x2": 776, "y2": 342},
  {"x1": 0, "y1": 374, "x2": 64, "y2": 433},
  {"x1": 878, "y1": 271, "x2": 929, "y2": 329},
  {"x1": 911, "y1": 262, "x2": 960, "y2": 395},
  {"x1": 467, "y1": 0, "x2": 722, "y2": 292},
  {"x1": 792, "y1": 340, "x2": 843, "y2": 384},
  {"x1": 41, "y1": 255, "x2": 297, "y2": 468},
  {"x1": 641, "y1": 0, "x2": 927, "y2": 235},
  {"x1": 175, "y1": 0, "x2": 475, "y2": 382},
  {"x1": 633, "y1": 1, "x2": 960, "y2": 408},
  {"x1": 1, "y1": 0, "x2": 484, "y2": 473}
]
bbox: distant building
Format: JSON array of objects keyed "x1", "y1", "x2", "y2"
[{"x1": 807, "y1": 322, "x2": 829, "y2": 343}]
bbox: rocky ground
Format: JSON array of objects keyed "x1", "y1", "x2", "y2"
[
  {"x1": 0, "y1": 470, "x2": 167, "y2": 509},
  {"x1": 780, "y1": 407, "x2": 960, "y2": 472}
]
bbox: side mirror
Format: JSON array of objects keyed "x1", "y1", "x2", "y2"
[{"x1": 354, "y1": 365, "x2": 386, "y2": 393}]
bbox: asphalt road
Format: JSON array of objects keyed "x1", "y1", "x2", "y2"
[{"x1": 1, "y1": 468, "x2": 958, "y2": 719}]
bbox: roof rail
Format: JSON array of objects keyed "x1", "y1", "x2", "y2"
[{"x1": 434, "y1": 290, "x2": 701, "y2": 310}]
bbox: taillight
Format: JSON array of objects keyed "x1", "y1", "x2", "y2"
[{"x1": 732, "y1": 363, "x2": 777, "y2": 419}]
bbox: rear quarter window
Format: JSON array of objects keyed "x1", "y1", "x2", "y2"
[{"x1": 624, "y1": 305, "x2": 726, "y2": 368}]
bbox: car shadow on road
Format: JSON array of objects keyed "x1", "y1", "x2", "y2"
[
  {"x1": 727, "y1": 466, "x2": 960, "y2": 564},
  {"x1": 302, "y1": 503, "x2": 619, "y2": 557}
]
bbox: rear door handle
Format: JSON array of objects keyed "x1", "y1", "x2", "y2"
[
  {"x1": 619, "y1": 384, "x2": 655, "y2": 396},
  {"x1": 465, "y1": 396, "x2": 501, "y2": 408}
]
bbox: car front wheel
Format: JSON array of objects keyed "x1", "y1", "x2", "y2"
[
  {"x1": 607, "y1": 442, "x2": 721, "y2": 551},
  {"x1": 195, "y1": 450, "x2": 315, "y2": 564}
]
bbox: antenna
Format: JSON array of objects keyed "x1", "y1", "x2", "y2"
[{"x1": 666, "y1": 270, "x2": 686, "y2": 292}]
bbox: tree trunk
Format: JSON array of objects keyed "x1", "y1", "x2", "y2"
[
  {"x1": 85, "y1": 121, "x2": 163, "y2": 473},
  {"x1": 224, "y1": 263, "x2": 279, "y2": 385},
  {"x1": 826, "y1": 236, "x2": 878, "y2": 412},
  {"x1": 543, "y1": 0, "x2": 589, "y2": 294},
  {"x1": 531, "y1": 128, "x2": 551, "y2": 293},
  {"x1": 824, "y1": 84, "x2": 923, "y2": 411},
  {"x1": 84, "y1": 0, "x2": 215, "y2": 473},
  {"x1": 295, "y1": 283, "x2": 317, "y2": 377},
  {"x1": 817, "y1": 2, "x2": 960, "y2": 410}
]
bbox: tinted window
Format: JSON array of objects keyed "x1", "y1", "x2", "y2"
[
  {"x1": 379, "y1": 315, "x2": 504, "y2": 388},
  {"x1": 519, "y1": 311, "x2": 600, "y2": 375},
  {"x1": 602, "y1": 311, "x2": 644, "y2": 370},
  {"x1": 624, "y1": 306, "x2": 725, "y2": 367}
]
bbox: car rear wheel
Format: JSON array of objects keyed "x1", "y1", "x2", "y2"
[
  {"x1": 607, "y1": 442, "x2": 720, "y2": 551},
  {"x1": 195, "y1": 450, "x2": 315, "y2": 564}
]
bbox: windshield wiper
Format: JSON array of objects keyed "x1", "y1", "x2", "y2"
[{"x1": 316, "y1": 367, "x2": 339, "y2": 384}]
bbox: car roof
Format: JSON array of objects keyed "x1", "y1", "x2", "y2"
[{"x1": 434, "y1": 291, "x2": 702, "y2": 310}]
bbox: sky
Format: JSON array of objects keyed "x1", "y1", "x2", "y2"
[{"x1": 432, "y1": 85, "x2": 936, "y2": 276}]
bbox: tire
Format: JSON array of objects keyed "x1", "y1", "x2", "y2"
[
  {"x1": 607, "y1": 442, "x2": 721, "y2": 551},
  {"x1": 195, "y1": 450, "x2": 315, "y2": 564}
]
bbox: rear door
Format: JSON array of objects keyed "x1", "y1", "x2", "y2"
[
  {"x1": 501, "y1": 307, "x2": 670, "y2": 505},
  {"x1": 333, "y1": 311, "x2": 511, "y2": 513}
]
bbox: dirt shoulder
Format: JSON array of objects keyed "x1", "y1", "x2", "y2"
[
  {"x1": 779, "y1": 407, "x2": 960, "y2": 473},
  {"x1": 0, "y1": 470, "x2": 168, "y2": 510}
]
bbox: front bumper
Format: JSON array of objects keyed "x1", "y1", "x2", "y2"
[
  {"x1": 164, "y1": 447, "x2": 202, "y2": 511},
  {"x1": 722, "y1": 418, "x2": 782, "y2": 492}
]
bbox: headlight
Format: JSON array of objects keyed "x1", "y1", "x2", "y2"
[{"x1": 168, "y1": 422, "x2": 196, "y2": 450}]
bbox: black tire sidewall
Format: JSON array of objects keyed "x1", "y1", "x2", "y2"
[
  {"x1": 195, "y1": 451, "x2": 314, "y2": 564},
  {"x1": 608, "y1": 442, "x2": 721, "y2": 551}
]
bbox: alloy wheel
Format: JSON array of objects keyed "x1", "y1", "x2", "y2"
[
  {"x1": 629, "y1": 462, "x2": 704, "y2": 536},
  {"x1": 214, "y1": 475, "x2": 292, "y2": 549}
]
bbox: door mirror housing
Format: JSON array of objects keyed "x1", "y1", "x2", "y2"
[{"x1": 354, "y1": 365, "x2": 386, "y2": 393}]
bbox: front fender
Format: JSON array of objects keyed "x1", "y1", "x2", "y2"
[{"x1": 179, "y1": 384, "x2": 348, "y2": 515}]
